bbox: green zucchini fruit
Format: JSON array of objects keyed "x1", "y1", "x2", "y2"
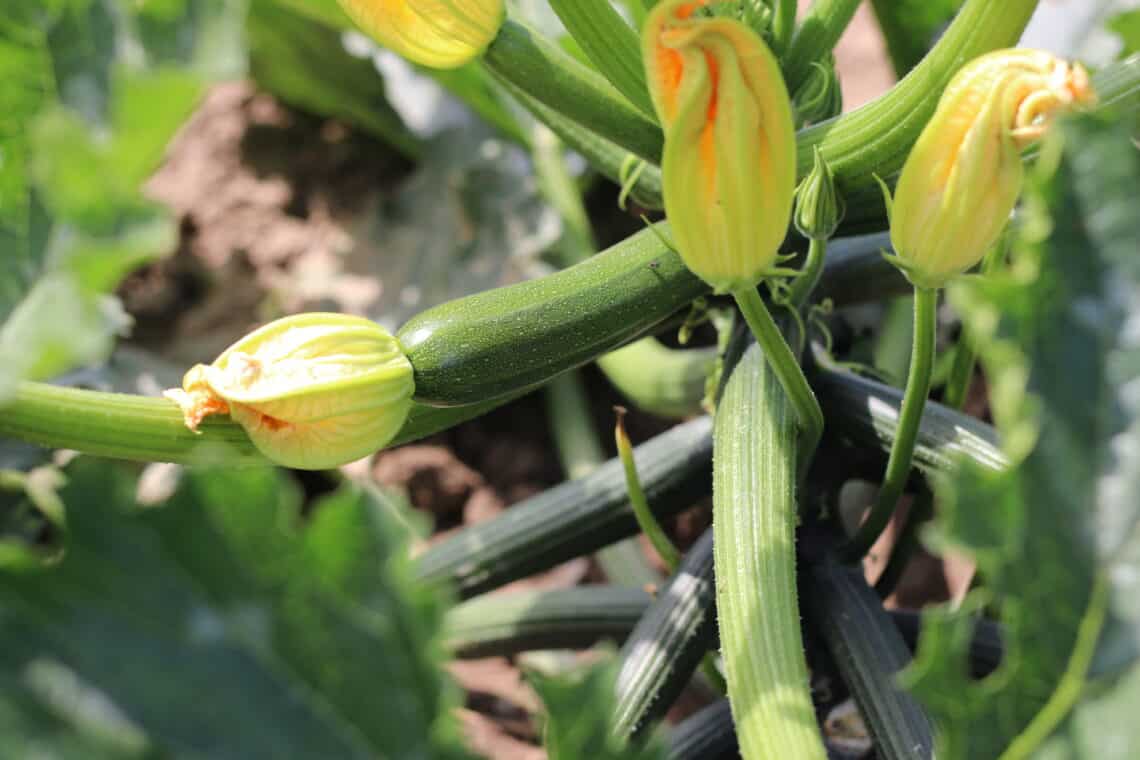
[
  {"x1": 801, "y1": 555, "x2": 934, "y2": 760},
  {"x1": 415, "y1": 415, "x2": 713, "y2": 598},
  {"x1": 614, "y1": 527, "x2": 718, "y2": 740},
  {"x1": 444, "y1": 586, "x2": 650, "y2": 659},
  {"x1": 399, "y1": 223, "x2": 704, "y2": 407},
  {"x1": 667, "y1": 700, "x2": 737, "y2": 760}
]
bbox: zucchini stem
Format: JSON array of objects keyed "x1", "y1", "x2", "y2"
[
  {"x1": 842, "y1": 286, "x2": 938, "y2": 561},
  {"x1": 732, "y1": 286, "x2": 824, "y2": 476},
  {"x1": 714, "y1": 341, "x2": 827, "y2": 760},
  {"x1": 788, "y1": 236, "x2": 828, "y2": 312},
  {"x1": 782, "y1": 0, "x2": 862, "y2": 92}
]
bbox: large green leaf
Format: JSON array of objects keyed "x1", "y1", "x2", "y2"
[
  {"x1": 0, "y1": 460, "x2": 470, "y2": 758},
  {"x1": 0, "y1": 0, "x2": 246, "y2": 402},
  {"x1": 905, "y1": 113, "x2": 1140, "y2": 759}
]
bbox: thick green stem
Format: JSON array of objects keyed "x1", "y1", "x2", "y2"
[
  {"x1": 492, "y1": 72, "x2": 665, "y2": 210},
  {"x1": 771, "y1": 0, "x2": 797, "y2": 57},
  {"x1": 782, "y1": 0, "x2": 862, "y2": 91},
  {"x1": 733, "y1": 287, "x2": 823, "y2": 473},
  {"x1": 547, "y1": 0, "x2": 654, "y2": 116},
  {"x1": 0, "y1": 382, "x2": 519, "y2": 467},
  {"x1": 796, "y1": 0, "x2": 1039, "y2": 190},
  {"x1": 486, "y1": 0, "x2": 1039, "y2": 194},
  {"x1": 714, "y1": 342, "x2": 826, "y2": 760},
  {"x1": 841, "y1": 286, "x2": 938, "y2": 562},
  {"x1": 483, "y1": 19, "x2": 663, "y2": 162}
]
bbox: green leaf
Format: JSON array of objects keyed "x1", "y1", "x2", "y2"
[
  {"x1": 906, "y1": 113, "x2": 1140, "y2": 759},
  {"x1": 531, "y1": 654, "x2": 664, "y2": 760},
  {"x1": 0, "y1": 0, "x2": 246, "y2": 402},
  {"x1": 0, "y1": 460, "x2": 470, "y2": 758},
  {"x1": 1107, "y1": 10, "x2": 1140, "y2": 57},
  {"x1": 869, "y1": 0, "x2": 960, "y2": 78}
]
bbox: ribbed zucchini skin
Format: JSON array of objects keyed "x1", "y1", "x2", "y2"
[
  {"x1": 801, "y1": 556, "x2": 934, "y2": 760},
  {"x1": 415, "y1": 416, "x2": 713, "y2": 598},
  {"x1": 444, "y1": 587, "x2": 651, "y2": 659},
  {"x1": 397, "y1": 223, "x2": 704, "y2": 407},
  {"x1": 613, "y1": 527, "x2": 718, "y2": 739},
  {"x1": 667, "y1": 700, "x2": 738, "y2": 760}
]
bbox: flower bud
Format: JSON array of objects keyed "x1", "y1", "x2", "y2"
[
  {"x1": 643, "y1": 0, "x2": 796, "y2": 294},
  {"x1": 165, "y1": 313, "x2": 415, "y2": 470},
  {"x1": 336, "y1": 0, "x2": 504, "y2": 69},
  {"x1": 792, "y1": 56, "x2": 843, "y2": 126},
  {"x1": 794, "y1": 146, "x2": 844, "y2": 240},
  {"x1": 889, "y1": 49, "x2": 1095, "y2": 289}
]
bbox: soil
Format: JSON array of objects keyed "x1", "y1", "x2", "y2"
[{"x1": 121, "y1": 18, "x2": 941, "y2": 756}]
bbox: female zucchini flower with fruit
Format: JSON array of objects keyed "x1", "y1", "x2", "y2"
[
  {"x1": 643, "y1": 0, "x2": 796, "y2": 294},
  {"x1": 165, "y1": 313, "x2": 415, "y2": 470},
  {"x1": 887, "y1": 49, "x2": 1095, "y2": 290},
  {"x1": 336, "y1": 0, "x2": 504, "y2": 69}
]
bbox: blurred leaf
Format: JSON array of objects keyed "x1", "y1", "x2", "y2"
[
  {"x1": 0, "y1": 460, "x2": 470, "y2": 758},
  {"x1": 247, "y1": 0, "x2": 421, "y2": 158},
  {"x1": 531, "y1": 654, "x2": 664, "y2": 760},
  {"x1": 869, "y1": 0, "x2": 960, "y2": 78},
  {"x1": 907, "y1": 113, "x2": 1140, "y2": 758},
  {"x1": 0, "y1": 0, "x2": 246, "y2": 402},
  {"x1": 1107, "y1": 10, "x2": 1140, "y2": 57}
]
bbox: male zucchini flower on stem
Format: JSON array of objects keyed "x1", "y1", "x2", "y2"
[
  {"x1": 887, "y1": 49, "x2": 1096, "y2": 290},
  {"x1": 643, "y1": 0, "x2": 796, "y2": 294},
  {"x1": 336, "y1": 0, "x2": 504, "y2": 69},
  {"x1": 165, "y1": 313, "x2": 415, "y2": 470}
]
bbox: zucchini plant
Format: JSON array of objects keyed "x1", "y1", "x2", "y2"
[{"x1": 1, "y1": 0, "x2": 1139, "y2": 758}]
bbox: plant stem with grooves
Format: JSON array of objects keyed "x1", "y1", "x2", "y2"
[
  {"x1": 842, "y1": 286, "x2": 938, "y2": 561},
  {"x1": 732, "y1": 286, "x2": 823, "y2": 475},
  {"x1": 714, "y1": 341, "x2": 826, "y2": 760}
]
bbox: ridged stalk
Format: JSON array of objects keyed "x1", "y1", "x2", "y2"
[
  {"x1": 483, "y1": 19, "x2": 663, "y2": 162},
  {"x1": 547, "y1": 0, "x2": 654, "y2": 116},
  {"x1": 0, "y1": 381, "x2": 520, "y2": 467},
  {"x1": 796, "y1": 0, "x2": 1039, "y2": 189},
  {"x1": 714, "y1": 342, "x2": 825, "y2": 760},
  {"x1": 782, "y1": 0, "x2": 862, "y2": 92}
]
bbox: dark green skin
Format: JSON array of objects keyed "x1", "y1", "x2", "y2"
[{"x1": 398, "y1": 223, "x2": 706, "y2": 407}]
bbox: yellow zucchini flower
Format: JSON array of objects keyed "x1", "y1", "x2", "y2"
[
  {"x1": 889, "y1": 49, "x2": 1095, "y2": 289},
  {"x1": 643, "y1": 0, "x2": 796, "y2": 293},
  {"x1": 337, "y1": 0, "x2": 504, "y2": 69},
  {"x1": 165, "y1": 313, "x2": 415, "y2": 470}
]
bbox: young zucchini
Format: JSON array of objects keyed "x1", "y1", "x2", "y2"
[{"x1": 398, "y1": 223, "x2": 704, "y2": 407}]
